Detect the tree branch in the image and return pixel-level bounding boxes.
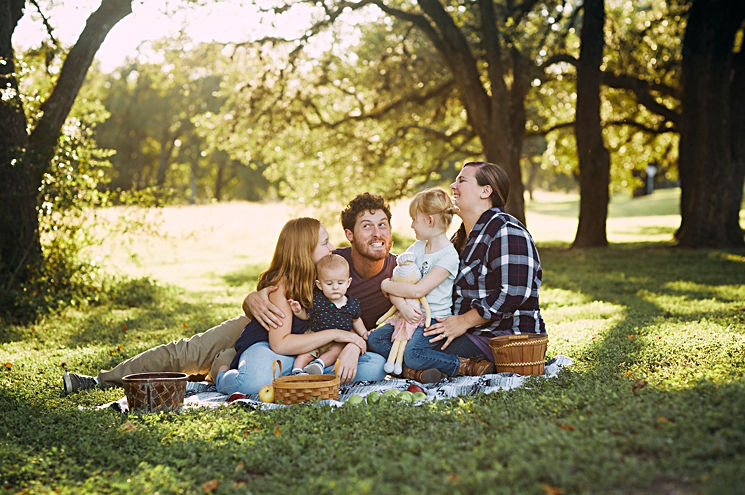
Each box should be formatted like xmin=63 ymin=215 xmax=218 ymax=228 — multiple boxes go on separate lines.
xmin=527 ymin=120 xmax=574 ymax=137
xmin=29 ymin=0 xmax=59 ymax=48
xmin=29 ymin=0 xmax=133 ymax=174
xmin=302 ymin=78 xmax=455 ymax=129
xmin=539 ymin=52 xmax=680 ymax=124
xmin=604 ymin=118 xmax=677 ymax=134
xmin=600 ymin=72 xmax=680 ymax=124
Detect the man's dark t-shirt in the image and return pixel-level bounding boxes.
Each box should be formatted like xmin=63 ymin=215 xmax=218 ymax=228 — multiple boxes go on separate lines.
xmin=334 ymin=247 xmax=396 ymax=329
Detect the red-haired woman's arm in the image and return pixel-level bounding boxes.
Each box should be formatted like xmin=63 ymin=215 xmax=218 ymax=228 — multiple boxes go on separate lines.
xmin=267 ymin=281 xmax=366 ymax=356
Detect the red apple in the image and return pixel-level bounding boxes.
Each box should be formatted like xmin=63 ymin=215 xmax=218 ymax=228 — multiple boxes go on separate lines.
xmin=407 ymin=384 xmax=425 ymax=394
xmin=227 ymin=392 xmax=247 ymax=403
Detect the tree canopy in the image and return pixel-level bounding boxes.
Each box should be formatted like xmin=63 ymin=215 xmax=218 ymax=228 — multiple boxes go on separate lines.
xmin=1 ymin=0 xmax=743 ymax=315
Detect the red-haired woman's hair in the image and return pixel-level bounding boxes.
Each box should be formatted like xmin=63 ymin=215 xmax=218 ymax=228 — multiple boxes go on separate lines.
xmin=257 ymin=217 xmax=319 ymax=309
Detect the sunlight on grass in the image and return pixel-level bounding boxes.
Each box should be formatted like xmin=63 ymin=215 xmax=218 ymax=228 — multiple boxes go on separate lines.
xmin=3 ymin=187 xmax=744 ymax=494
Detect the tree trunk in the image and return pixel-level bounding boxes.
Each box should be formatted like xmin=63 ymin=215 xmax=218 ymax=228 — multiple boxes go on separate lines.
xmin=730 ymin=42 xmax=745 ymax=235
xmin=481 ymin=124 xmax=526 ymax=225
xmin=214 ymin=161 xmax=225 ymax=201
xmin=676 ymin=0 xmax=745 ymax=247
xmin=572 ymin=0 xmax=610 ymax=248
xmin=1 ymin=1 xmax=38 ymax=294
xmin=412 ymin=0 xmax=528 ymax=224
xmin=0 ymin=0 xmax=133 ymax=294
xmin=156 ymin=129 xmax=176 ymax=187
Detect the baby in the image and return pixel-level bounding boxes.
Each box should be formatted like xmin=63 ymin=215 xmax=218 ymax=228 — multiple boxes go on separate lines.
xmin=289 ymin=253 xmax=369 ymax=375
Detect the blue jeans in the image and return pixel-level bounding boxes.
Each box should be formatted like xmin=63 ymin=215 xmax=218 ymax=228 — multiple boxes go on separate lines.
xmin=216 ymin=341 xmax=386 ymax=395
xmin=367 ymin=323 xmax=397 ymax=357
xmin=370 ymin=325 xmax=485 ymax=376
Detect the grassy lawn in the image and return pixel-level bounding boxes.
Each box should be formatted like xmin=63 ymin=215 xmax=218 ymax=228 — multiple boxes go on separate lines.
xmin=1 ymin=188 xmax=744 ymax=494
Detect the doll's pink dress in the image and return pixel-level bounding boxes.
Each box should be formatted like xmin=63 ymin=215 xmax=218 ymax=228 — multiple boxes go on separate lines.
xmin=387 ymin=299 xmax=424 ymax=340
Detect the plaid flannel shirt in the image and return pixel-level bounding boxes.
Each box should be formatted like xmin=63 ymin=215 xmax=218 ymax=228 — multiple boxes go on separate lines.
xmin=453 ymin=208 xmax=546 ymax=337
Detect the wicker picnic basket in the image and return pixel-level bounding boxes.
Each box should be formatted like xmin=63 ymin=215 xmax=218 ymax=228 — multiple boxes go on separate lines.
xmin=271 ymin=360 xmax=339 ymax=404
xmin=489 ymin=333 xmax=548 ymax=376
xmin=122 ymin=372 xmax=187 ymax=412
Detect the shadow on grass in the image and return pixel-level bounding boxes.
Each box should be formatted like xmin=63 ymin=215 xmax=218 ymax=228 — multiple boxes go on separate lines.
xmin=532 ymin=243 xmax=745 ymax=491
xmin=36 ymin=276 xmax=246 ymax=364
xmin=0 ymin=388 xmax=270 ymax=491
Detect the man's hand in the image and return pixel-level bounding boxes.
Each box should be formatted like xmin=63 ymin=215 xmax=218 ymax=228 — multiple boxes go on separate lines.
xmin=243 ymin=286 xmax=284 ymax=329
xmin=334 ymin=344 xmax=361 ymax=384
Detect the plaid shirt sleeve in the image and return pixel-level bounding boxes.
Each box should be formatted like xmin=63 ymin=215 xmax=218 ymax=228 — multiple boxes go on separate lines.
xmin=454 ymin=209 xmax=544 ymax=336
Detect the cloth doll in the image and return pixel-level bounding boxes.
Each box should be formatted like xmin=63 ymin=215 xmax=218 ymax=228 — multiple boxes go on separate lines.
xmin=375 ymin=252 xmax=432 ymax=374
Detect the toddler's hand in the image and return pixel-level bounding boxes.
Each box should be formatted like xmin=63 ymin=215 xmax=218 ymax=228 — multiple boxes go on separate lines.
xmin=287 ymin=299 xmax=302 ymax=315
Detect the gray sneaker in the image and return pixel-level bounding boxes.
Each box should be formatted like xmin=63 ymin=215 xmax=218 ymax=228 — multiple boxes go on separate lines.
xmin=63 ymin=372 xmax=98 ymax=394
xmin=303 ymin=359 xmax=325 ymax=375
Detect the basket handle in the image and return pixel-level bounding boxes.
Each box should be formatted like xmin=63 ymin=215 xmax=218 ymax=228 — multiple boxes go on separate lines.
xmin=272 ymin=359 xmax=283 ymax=380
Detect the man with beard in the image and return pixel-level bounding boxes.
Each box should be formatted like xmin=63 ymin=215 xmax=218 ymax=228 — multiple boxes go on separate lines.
xmin=63 ymin=193 xmax=409 ymax=393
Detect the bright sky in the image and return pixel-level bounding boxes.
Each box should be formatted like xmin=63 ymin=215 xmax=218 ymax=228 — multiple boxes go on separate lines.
xmin=13 ymin=0 xmax=319 ymax=72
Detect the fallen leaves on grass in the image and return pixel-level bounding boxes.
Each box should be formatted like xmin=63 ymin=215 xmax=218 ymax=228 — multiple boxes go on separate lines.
xmin=120 ymin=421 xmax=137 ymax=433
xmin=201 ymin=479 xmax=219 ymax=493
xmin=274 ymin=424 xmax=282 ymax=436
xmin=631 ymin=379 xmax=648 ymax=392
xmin=120 ymin=323 xmax=128 ymax=331
xmin=559 ymin=423 xmax=576 ymax=431
xmin=2 ymin=363 xmax=11 ymax=370
xmin=541 ymin=483 xmax=564 ymax=495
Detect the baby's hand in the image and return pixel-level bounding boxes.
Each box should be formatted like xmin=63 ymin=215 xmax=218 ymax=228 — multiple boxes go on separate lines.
xmin=287 ymin=299 xmax=302 ymax=315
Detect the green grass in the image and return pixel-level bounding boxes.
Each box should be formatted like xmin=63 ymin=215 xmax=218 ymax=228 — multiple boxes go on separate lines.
xmin=1 ymin=189 xmax=745 ymax=494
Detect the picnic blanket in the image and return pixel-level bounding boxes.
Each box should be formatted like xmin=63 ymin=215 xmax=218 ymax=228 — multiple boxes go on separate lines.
xmin=100 ymin=355 xmax=572 ymax=413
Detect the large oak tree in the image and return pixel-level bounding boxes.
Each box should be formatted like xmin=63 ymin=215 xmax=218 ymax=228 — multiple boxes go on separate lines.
xmin=573 ymin=0 xmax=610 ymax=247
xmin=676 ymin=0 xmax=744 ymax=247
xmin=230 ymin=0 xmax=578 ymax=225
xmin=0 ymin=0 xmax=133 ymax=295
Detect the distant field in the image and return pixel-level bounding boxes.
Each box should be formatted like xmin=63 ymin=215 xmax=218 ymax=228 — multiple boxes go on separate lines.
xmin=88 ymin=187 xmax=694 ymax=287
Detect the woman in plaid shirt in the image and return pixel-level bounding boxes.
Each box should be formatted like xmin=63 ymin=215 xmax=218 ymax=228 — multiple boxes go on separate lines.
xmin=402 ymin=162 xmax=546 ymax=382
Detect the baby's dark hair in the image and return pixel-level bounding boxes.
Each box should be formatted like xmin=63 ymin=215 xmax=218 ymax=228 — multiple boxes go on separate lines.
xmin=340 ymin=193 xmax=392 ymax=232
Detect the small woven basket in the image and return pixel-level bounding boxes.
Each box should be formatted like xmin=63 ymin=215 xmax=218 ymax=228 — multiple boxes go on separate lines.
xmin=489 ymin=333 xmax=548 ymax=376
xmin=271 ymin=360 xmax=339 ymax=404
xmin=122 ymin=372 xmax=187 ymax=412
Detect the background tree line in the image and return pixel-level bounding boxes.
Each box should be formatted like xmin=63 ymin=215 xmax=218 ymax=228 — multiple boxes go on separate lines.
xmin=1 ymin=0 xmax=743 ymax=318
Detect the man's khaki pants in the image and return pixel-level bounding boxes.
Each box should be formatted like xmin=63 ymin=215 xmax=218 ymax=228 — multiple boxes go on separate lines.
xmin=96 ymin=315 xmax=248 ymax=386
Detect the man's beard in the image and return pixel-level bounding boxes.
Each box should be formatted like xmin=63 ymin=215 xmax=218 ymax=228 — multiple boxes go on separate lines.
xmin=353 ymin=238 xmax=391 ymax=261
